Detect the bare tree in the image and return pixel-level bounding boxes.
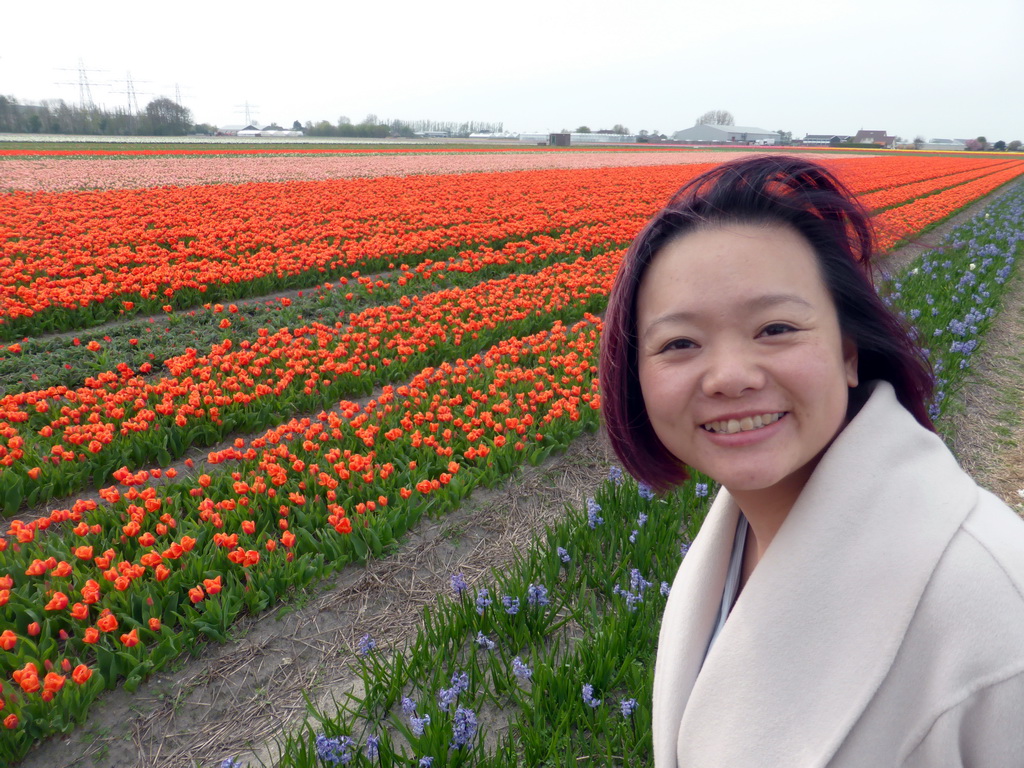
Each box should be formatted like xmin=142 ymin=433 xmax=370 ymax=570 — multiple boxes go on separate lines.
xmin=696 ymin=110 xmax=734 ymax=126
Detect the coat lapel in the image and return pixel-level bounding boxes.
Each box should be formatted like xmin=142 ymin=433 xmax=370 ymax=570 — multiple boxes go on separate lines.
xmin=652 ymin=487 xmax=740 ymax=767
xmin=657 ymin=382 xmax=979 ymax=766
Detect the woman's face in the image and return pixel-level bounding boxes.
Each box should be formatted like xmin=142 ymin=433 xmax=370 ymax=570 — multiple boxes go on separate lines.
xmin=636 ymin=222 xmax=858 ymax=508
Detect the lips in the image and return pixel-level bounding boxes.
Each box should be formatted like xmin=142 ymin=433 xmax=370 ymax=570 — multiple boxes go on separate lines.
xmin=701 ymin=412 xmax=787 ymax=435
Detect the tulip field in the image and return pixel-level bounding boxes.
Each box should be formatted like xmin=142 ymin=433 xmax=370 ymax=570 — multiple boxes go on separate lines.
xmin=1 ymin=146 xmax=1023 ymax=766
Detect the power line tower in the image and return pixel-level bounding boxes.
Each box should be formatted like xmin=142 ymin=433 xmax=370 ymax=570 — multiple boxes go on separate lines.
xmin=54 ymin=59 xmax=108 ymax=109
xmin=235 ymin=101 xmax=260 ymax=126
xmin=109 ymin=72 xmax=153 ymax=116
xmin=77 ymin=58 xmax=95 ymax=108
xmin=109 ymin=73 xmax=154 ymax=131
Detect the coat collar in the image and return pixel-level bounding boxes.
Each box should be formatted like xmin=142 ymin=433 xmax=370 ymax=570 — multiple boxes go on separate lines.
xmin=652 ymin=381 xmax=979 ymax=767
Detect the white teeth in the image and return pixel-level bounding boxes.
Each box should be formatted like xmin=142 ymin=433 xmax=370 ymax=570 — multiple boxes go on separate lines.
xmin=703 ymin=412 xmax=784 ymax=434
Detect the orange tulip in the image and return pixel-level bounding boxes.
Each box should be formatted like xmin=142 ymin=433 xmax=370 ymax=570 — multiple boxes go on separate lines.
xmin=120 ymin=628 xmax=139 ymax=647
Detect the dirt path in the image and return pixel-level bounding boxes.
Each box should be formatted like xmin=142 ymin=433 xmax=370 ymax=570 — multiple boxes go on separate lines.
xmin=13 ymin=181 xmax=1024 ymax=768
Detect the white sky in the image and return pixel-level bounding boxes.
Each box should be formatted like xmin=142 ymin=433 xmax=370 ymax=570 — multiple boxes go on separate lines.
xmin=4 ymin=0 xmax=1022 ymax=141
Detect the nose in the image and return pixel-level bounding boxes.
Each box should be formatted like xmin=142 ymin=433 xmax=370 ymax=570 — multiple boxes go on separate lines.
xmin=700 ymin=338 xmax=766 ymax=398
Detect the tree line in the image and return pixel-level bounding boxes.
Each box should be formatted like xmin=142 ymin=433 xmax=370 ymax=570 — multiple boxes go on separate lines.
xmin=0 ymin=95 xmax=202 ymax=136
xmin=302 ymin=116 xmax=506 ymax=138
xmin=0 ymin=95 xmax=507 ymax=139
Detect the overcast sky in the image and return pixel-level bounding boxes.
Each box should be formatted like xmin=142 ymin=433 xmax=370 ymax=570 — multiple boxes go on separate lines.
xmin=4 ymin=0 xmax=1021 ymax=141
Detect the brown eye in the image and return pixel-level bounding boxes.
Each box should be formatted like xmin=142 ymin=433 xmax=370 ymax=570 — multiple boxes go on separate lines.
xmin=662 ymin=338 xmax=697 ymax=352
xmin=760 ymin=323 xmax=796 ymax=337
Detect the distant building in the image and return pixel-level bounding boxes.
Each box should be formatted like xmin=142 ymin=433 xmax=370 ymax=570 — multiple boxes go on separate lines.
xmin=235 ymin=126 xmax=303 ymax=137
xmin=518 ymin=132 xmax=637 ymax=145
xmin=853 ymin=130 xmax=897 ymax=148
xmin=672 ymin=124 xmax=778 ymax=144
xmin=922 ymin=138 xmax=967 ymax=151
xmin=217 ymin=124 xmax=258 ymax=136
xmin=801 ymin=133 xmax=852 ymax=146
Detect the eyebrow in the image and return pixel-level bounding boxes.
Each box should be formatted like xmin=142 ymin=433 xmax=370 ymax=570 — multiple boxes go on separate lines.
xmin=642 ymin=293 xmax=815 ymax=340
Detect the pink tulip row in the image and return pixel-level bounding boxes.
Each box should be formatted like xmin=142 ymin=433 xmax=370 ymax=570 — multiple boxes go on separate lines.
xmin=1 ymin=150 xmax=805 ymax=193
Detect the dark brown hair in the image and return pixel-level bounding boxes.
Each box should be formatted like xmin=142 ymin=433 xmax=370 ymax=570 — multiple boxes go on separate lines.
xmin=599 ymin=155 xmax=935 ymax=491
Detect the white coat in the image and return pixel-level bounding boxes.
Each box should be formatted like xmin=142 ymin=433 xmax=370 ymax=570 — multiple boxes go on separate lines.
xmin=652 ymin=380 xmax=1024 ymax=766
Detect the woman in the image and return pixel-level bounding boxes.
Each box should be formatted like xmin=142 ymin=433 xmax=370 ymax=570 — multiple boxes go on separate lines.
xmin=599 ymin=156 xmax=1024 ymax=766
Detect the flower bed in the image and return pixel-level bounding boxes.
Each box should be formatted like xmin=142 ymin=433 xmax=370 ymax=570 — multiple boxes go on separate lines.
xmin=0 ymin=155 xmax=1021 ymax=763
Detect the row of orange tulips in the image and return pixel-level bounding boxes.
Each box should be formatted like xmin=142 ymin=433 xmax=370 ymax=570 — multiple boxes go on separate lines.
xmin=0 ymin=247 xmax=620 ymax=514
xmin=873 ymin=162 xmax=1024 ymax=249
xmin=2 ymin=157 xmax=1019 ymax=338
xmin=3 ymin=158 xmax=1023 ymax=514
xmin=0 ymin=316 xmax=603 ymax=759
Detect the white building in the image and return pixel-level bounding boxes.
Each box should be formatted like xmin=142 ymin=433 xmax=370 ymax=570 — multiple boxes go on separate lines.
xmin=672 ymin=124 xmax=778 ymax=144
xmin=237 ymin=126 xmax=303 ymax=137
xmin=923 ymin=138 xmax=967 ymax=151
xmin=518 ymin=132 xmax=637 ymax=145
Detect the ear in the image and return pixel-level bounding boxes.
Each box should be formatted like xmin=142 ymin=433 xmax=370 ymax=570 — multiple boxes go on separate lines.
xmin=842 ymin=336 xmax=859 ymax=388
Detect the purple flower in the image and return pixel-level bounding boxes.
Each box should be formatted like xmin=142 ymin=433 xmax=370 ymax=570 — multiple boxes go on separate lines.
xmin=527 ymin=583 xmax=549 ymax=607
xmin=630 ymin=568 xmax=652 ymax=594
xmin=638 ymin=482 xmax=655 ymax=501
xmin=450 ymin=707 xmax=478 ymax=750
xmin=410 ymin=713 xmax=431 ymax=737
xmin=364 ymin=735 xmax=380 ymax=760
xmin=620 ymin=697 xmax=639 ymax=717
xmin=695 ymin=483 xmax=708 ymax=497
xmin=557 ymin=546 xmax=571 ymax=563
xmin=357 ymin=634 xmax=376 ymax=655
xmin=438 ymin=671 xmax=471 ymax=709
xmin=502 ymin=595 xmax=520 ymax=615
xmin=401 ymin=697 xmax=417 ymax=716
xmin=475 ymin=588 xmax=492 ymax=615
xmin=582 ymin=683 xmax=602 ymax=708
xmin=450 ymin=572 xmax=468 ymax=596
xmin=608 ymin=466 xmax=623 ymax=484
xmin=475 ymin=631 xmax=496 ymax=651
xmin=316 ymin=734 xmax=354 ymax=765
xmin=587 ymin=498 xmax=603 ymax=528
xmin=419 ymin=757 xmax=434 ymax=768
xmin=512 ymin=656 xmax=532 ymax=680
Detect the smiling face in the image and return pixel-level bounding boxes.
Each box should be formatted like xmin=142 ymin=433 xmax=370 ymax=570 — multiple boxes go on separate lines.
xmin=636 ymin=222 xmax=858 ymax=515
